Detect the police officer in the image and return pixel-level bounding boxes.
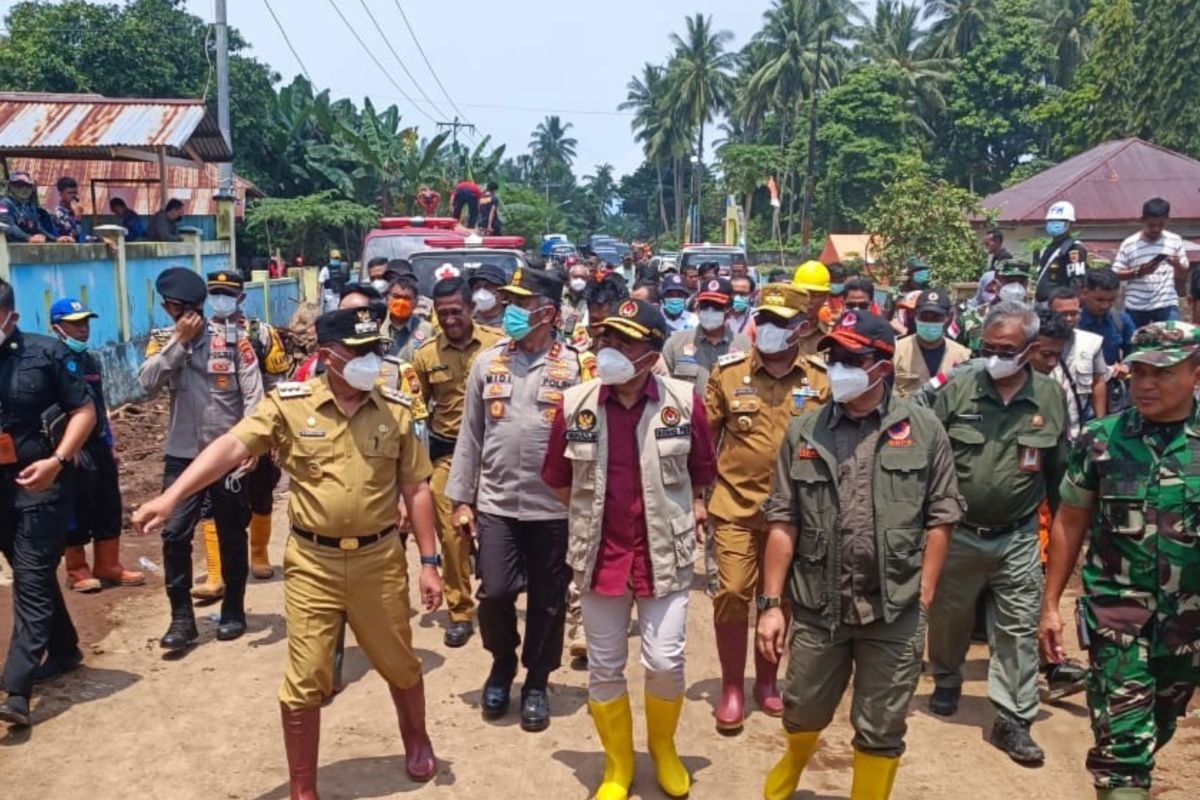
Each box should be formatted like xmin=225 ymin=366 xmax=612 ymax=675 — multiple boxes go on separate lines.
xmin=0 ymin=278 xmax=97 ymax=727
xmin=957 ymin=261 xmax=1031 ymax=355
xmin=1040 ymin=321 xmax=1200 ymax=800
xmin=446 ymin=266 xmax=581 ymax=732
xmin=133 ymin=305 xmax=444 ymax=791
xmin=411 ymin=277 xmax=502 ymax=648
xmin=469 ymin=264 xmax=507 ymax=329
xmin=661 ymin=277 xmax=750 ymax=390
xmin=1035 ymin=200 xmax=1088 ymax=302
xmin=51 ymin=298 xmax=143 ymax=593
xmin=757 ymin=312 xmax=961 ymax=800
xmin=927 ymin=300 xmax=1069 ymax=764
xmin=893 ymin=289 xmax=970 ymax=399
xmin=704 ymin=283 xmax=829 ymax=733
xmin=138 ymin=267 xmax=264 ymax=648
xmin=382 ymin=272 xmax=436 ymax=362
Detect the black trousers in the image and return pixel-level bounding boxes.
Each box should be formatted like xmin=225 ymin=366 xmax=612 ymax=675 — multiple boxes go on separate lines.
xmin=475 ymin=512 xmax=569 ymax=685
xmin=0 ymin=473 xmax=78 ymax=698
xmin=67 ymin=442 xmax=122 ymax=546
xmin=452 ymin=188 xmax=480 ymax=228
xmin=244 ymin=454 xmax=280 ymax=516
xmin=160 ymin=455 xmax=250 ymax=622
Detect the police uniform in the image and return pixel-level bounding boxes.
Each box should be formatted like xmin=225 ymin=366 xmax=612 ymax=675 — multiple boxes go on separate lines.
xmin=661 ymin=278 xmax=751 ymax=390
xmin=0 ymin=323 xmax=91 ymax=724
xmin=137 ymin=267 xmax=264 ymax=648
xmin=411 ymin=320 xmax=502 ymax=642
xmin=445 ymin=266 xmax=580 ymax=729
xmin=229 ymin=306 xmax=438 ymax=790
xmin=704 ymin=283 xmax=829 ymax=732
xmin=927 ymin=359 xmax=1068 ymax=756
xmin=1057 ymin=323 xmax=1200 ymax=798
xmin=760 ymin=313 xmax=963 ymax=800
xmin=1035 ymin=235 xmax=1088 ymax=302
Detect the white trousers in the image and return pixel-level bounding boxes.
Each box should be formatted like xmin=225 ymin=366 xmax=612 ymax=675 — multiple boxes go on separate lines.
xmin=582 ymin=588 xmax=689 ymax=702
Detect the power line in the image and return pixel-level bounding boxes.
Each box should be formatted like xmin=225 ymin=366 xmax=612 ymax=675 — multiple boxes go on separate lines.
xmin=261 ymin=0 xmax=312 ymax=83
xmin=354 ymin=0 xmax=449 ymax=122
xmin=324 ymin=0 xmax=439 ymax=126
xmin=391 ymin=0 xmax=474 ymax=128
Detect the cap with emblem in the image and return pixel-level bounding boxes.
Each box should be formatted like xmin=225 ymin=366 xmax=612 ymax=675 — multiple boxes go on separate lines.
xmin=7 ymin=170 xmax=33 ymax=185
xmin=470 ymin=264 xmax=507 ymax=288
xmin=206 ymin=271 xmax=244 ymax=295
xmin=660 ymin=273 xmax=688 ymax=297
xmin=819 ymin=311 xmax=896 ymax=357
xmin=696 ymin=277 xmax=733 ymax=306
xmin=996 ymin=260 xmax=1031 ymax=280
xmin=754 ymin=283 xmax=809 ymax=320
xmin=915 ymin=288 xmax=951 ymax=316
xmin=500 ymin=266 xmax=564 ymax=299
xmin=155 ymin=267 xmax=207 ymax=305
xmin=598 ymin=299 xmax=667 ymax=345
xmin=1125 ymin=321 xmax=1200 ymax=367
xmin=50 ymin=298 xmax=98 ymax=323
xmin=316 ymin=306 xmax=386 ymax=346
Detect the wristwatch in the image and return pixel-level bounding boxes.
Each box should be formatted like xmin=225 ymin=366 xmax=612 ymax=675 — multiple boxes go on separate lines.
xmin=756 ymin=596 xmax=782 ymax=611
xmin=52 ymin=451 xmax=69 ymax=467
xmin=419 ymin=554 xmax=441 ymax=567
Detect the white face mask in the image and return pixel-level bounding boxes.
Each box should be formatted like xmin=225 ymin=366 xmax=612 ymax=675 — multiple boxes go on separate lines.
xmin=755 ymin=322 xmax=794 ymax=355
xmin=0 ymin=312 xmax=11 ymax=346
xmin=569 ymin=277 xmax=588 ymax=294
xmin=985 ymin=348 xmax=1028 ymax=381
xmin=209 ymin=295 xmax=238 ymax=319
xmin=828 ymin=361 xmax=881 ymax=403
xmin=998 ymin=283 xmax=1027 ymax=303
xmin=335 ymin=352 xmax=381 ymax=391
xmin=596 ymin=348 xmax=642 ymax=385
xmin=697 ymin=308 xmax=726 ymax=332
xmin=472 ymin=288 xmax=497 ymax=313
xmin=371 ymin=279 xmax=389 ymax=296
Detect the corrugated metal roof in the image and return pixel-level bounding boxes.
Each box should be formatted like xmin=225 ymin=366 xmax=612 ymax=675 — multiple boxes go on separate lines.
xmin=10 ymin=158 xmax=260 ymax=218
xmin=0 ymin=93 xmax=230 ymax=161
xmin=982 ymin=138 xmax=1200 ymax=223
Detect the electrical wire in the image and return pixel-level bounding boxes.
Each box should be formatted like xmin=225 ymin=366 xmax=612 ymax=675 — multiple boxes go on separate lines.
xmin=354 ymin=0 xmax=448 ymax=121
xmin=261 ymin=0 xmax=312 ymax=83
xmin=391 ymin=0 xmax=473 ymax=128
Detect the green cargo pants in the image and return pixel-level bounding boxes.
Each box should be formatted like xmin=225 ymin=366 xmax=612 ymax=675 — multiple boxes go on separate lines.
xmin=781 ymin=606 xmax=925 ymax=758
xmin=927 ymin=518 xmax=1042 ymax=722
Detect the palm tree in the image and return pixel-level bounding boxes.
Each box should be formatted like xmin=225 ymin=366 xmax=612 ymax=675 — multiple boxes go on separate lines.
xmin=1037 ymin=0 xmax=1089 ymax=87
xmin=922 ymin=0 xmax=996 ymax=58
xmin=528 ymin=115 xmax=578 ymax=188
xmin=620 ymin=63 xmax=674 ymax=233
xmin=855 ymin=0 xmax=952 ymax=136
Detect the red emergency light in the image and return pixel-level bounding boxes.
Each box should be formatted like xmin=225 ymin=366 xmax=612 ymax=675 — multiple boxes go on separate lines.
xmin=423 ymin=235 xmax=526 ymax=249
xmin=378 ymin=217 xmax=460 ymax=230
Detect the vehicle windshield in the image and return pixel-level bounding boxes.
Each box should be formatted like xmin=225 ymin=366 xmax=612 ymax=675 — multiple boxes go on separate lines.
xmin=409 ymin=252 xmax=524 ymax=296
xmin=679 ymin=250 xmax=747 ymax=270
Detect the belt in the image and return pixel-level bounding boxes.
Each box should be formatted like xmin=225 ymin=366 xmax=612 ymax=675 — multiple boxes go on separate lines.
xmin=292 ymin=526 xmax=393 ymax=551
xmin=428 ymin=431 xmax=457 ymax=462
xmin=959 ymin=511 xmax=1037 ymax=539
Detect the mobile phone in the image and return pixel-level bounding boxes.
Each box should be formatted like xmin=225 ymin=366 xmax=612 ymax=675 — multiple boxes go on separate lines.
xmin=1145 ymin=253 xmax=1169 ymax=268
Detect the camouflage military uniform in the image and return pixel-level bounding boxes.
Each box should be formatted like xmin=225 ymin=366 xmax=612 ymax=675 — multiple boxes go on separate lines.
xmin=955 ymin=303 xmax=987 ymax=355
xmin=1059 ymin=324 xmax=1200 ymax=793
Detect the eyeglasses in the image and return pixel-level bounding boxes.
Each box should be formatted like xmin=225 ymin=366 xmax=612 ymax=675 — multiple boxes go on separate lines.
xmin=844 ymin=301 xmax=871 ymax=310
xmin=979 ymin=343 xmax=1024 ymax=359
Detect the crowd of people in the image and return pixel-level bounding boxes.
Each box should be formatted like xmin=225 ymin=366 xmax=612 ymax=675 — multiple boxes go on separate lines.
xmin=0 ymin=191 xmax=1196 ymax=800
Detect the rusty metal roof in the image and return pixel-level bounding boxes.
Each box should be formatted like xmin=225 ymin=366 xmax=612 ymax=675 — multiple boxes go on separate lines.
xmin=982 ymin=138 xmax=1200 ymax=224
xmin=0 ymin=93 xmax=230 ymax=162
xmin=10 ymin=158 xmax=260 ymax=218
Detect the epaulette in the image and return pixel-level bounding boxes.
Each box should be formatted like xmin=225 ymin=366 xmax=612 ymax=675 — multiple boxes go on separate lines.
xmin=276 ymin=382 xmax=313 ymax=399
xmin=150 ymin=328 xmax=173 ymax=344
xmin=478 ymin=323 xmax=503 ymax=336
xmin=378 ymin=385 xmax=413 ymax=407
xmin=717 ymin=351 xmax=748 ymax=367
xmin=417 ymin=335 xmax=438 ymax=349
xmin=804 ymin=354 xmax=827 ymax=371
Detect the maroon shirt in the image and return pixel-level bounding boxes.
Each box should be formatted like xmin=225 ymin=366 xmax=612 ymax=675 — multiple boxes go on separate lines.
xmin=541 ymin=378 xmax=717 ymax=597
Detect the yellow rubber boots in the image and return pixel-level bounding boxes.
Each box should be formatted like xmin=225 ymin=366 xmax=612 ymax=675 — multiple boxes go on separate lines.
xmin=588 ymin=694 xmax=635 ymax=800
xmin=763 ymin=730 xmax=820 ymax=800
xmin=190 ymin=520 xmax=224 ymax=602
xmin=645 ymin=694 xmax=690 ymax=797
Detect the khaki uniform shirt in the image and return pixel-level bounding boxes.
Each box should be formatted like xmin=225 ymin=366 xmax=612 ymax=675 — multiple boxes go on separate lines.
xmin=139 ymin=322 xmax=264 ymax=459
xmin=893 ymin=334 xmax=971 ymax=399
xmin=796 ymin=326 xmax=826 ymax=357
xmin=932 ymin=363 xmax=1069 ymax=526
xmin=661 ymin=326 xmax=750 ymax=391
xmin=705 ymin=348 xmax=829 ymax=525
xmin=411 ymin=324 xmax=503 ymax=439
xmin=231 ymin=376 xmax=432 ymax=537
xmin=446 ymin=339 xmax=582 ymax=520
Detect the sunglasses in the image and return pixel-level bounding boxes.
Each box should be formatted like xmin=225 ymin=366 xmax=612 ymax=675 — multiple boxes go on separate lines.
xmin=844 ymin=301 xmax=871 ymax=310
xmin=979 ymin=343 xmax=1024 ymax=359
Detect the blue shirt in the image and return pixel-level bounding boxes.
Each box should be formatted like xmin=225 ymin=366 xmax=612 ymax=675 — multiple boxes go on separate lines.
xmin=1078 ymin=307 xmax=1133 ymax=366
xmin=121 ymin=210 xmax=147 ymax=241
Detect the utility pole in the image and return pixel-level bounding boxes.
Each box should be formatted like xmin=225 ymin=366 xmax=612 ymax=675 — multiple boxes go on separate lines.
xmin=214 ymin=0 xmax=233 ymax=198
xmin=437 ymin=117 xmax=477 ymax=169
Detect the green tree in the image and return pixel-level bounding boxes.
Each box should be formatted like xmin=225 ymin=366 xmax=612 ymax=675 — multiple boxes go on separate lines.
xmin=528 ymin=115 xmax=579 ymax=193
xmin=619 ymin=63 xmax=676 ymax=234
xmin=1132 ymin=0 xmax=1200 ymax=158
xmin=1036 ymin=0 xmax=1090 ymax=88
xmin=922 ymin=0 xmax=996 ymax=57
xmin=242 ymin=190 xmax=377 ymax=262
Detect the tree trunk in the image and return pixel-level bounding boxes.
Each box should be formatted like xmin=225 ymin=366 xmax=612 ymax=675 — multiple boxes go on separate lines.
xmin=656 ymin=160 xmax=669 ymax=235
xmin=799 ymin=30 xmax=825 ymax=256
xmin=674 ymin=157 xmax=685 ymax=241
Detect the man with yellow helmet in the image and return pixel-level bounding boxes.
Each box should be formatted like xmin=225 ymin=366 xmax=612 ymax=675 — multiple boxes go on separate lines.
xmin=791 ymin=261 xmax=833 ymax=355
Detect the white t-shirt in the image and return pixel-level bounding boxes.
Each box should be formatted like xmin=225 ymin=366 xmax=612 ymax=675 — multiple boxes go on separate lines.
xmin=1112 ymin=229 xmax=1189 ymax=311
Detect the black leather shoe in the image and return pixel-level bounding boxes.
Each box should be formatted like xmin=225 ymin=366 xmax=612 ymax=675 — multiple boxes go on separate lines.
xmin=160 ymin=616 xmax=199 ymax=650
xmin=1042 ymin=659 xmax=1088 ymax=701
xmin=928 ymin=686 xmax=961 ymax=717
xmin=0 ymin=695 xmax=31 ymax=726
xmin=216 ymin=618 xmax=247 ymax=641
xmin=520 ymin=687 xmax=551 ymax=733
xmin=33 ymin=648 xmax=84 ymax=683
xmin=482 ymin=680 xmax=511 ymax=720
xmin=989 ymin=716 xmax=1045 ymax=764
xmin=444 ymin=621 xmax=474 ymax=648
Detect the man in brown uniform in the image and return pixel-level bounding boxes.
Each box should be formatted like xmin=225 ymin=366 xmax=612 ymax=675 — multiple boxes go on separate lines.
xmin=412 ymin=277 xmax=502 ymax=648
xmin=133 ymin=306 xmax=445 ymax=796
xmin=704 ymin=283 xmax=829 ymax=733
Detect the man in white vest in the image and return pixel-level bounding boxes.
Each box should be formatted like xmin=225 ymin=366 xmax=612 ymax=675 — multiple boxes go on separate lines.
xmin=541 ymin=298 xmax=717 ymax=800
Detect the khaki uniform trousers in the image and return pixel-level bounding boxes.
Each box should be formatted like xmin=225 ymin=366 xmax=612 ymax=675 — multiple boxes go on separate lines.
xmin=711 ymin=517 xmax=766 ymax=625
xmin=279 ymin=533 xmax=421 ymax=710
xmin=430 ymin=455 xmax=475 ymax=623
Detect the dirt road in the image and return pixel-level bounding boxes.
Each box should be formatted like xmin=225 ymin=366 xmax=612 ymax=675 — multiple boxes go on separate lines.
xmin=2 ymin=496 xmax=1198 ymax=800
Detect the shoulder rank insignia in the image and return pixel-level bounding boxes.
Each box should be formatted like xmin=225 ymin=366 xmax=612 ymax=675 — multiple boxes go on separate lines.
xmin=378 ymin=385 xmax=413 ymax=407
xmin=804 ymin=354 xmax=828 ymax=371
xmin=717 ymin=351 xmax=748 ymax=367
xmin=276 ymin=381 xmax=313 ymax=399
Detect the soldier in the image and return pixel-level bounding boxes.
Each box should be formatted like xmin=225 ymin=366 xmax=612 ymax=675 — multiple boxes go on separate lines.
xmin=382 ymin=273 xmax=435 ymax=362
xmin=661 ymin=277 xmax=750 ymax=391
xmin=133 ymin=305 xmax=444 ymax=792
xmin=758 ymin=312 xmax=961 ymax=800
xmin=704 ymin=283 xmax=829 ymax=733
xmin=893 ymin=289 xmax=971 ymax=399
xmin=50 ymin=298 xmax=144 ymax=593
xmin=1039 ymin=321 xmax=1200 ymax=800
xmin=138 ymin=267 xmax=264 ymax=648
xmin=957 ymin=261 xmax=1031 ymax=355
xmin=541 ymin=299 xmax=718 ymax=800
xmin=411 ymin=277 xmax=502 ymax=648
xmin=0 ymin=279 xmax=97 ymax=727
xmin=927 ymin=300 xmax=1069 ymax=764
xmin=446 ymin=266 xmax=581 ymax=732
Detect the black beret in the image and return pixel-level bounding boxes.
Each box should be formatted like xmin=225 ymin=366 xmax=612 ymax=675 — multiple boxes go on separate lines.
xmin=315 ymin=306 xmax=385 ymax=347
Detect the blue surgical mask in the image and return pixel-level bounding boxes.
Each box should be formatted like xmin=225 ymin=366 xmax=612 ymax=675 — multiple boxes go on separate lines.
xmin=663 ymin=297 xmax=686 ymax=317
xmin=503 ymin=304 xmax=535 ymax=341
xmin=1046 ymin=220 xmax=1068 ymax=237
xmin=915 ymin=321 xmax=944 ymax=343
xmin=913 ymin=270 xmax=930 ymax=285
xmin=732 ymin=295 xmax=750 ymax=314
xmin=54 ymin=325 xmax=89 ymax=353
xmin=829 ymin=282 xmax=845 ymax=296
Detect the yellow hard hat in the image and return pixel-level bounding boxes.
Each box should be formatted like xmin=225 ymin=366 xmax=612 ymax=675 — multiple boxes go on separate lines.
xmin=791 ymin=260 xmax=830 ymax=293
xmin=329 ymin=249 xmax=343 ymax=261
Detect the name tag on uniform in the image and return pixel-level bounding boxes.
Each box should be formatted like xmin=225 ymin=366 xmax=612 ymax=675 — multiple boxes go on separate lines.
xmin=1019 ymin=447 xmax=1042 ymax=473
xmin=956 ymin=413 xmax=982 ymax=422
xmin=566 ymin=430 xmax=598 ymax=442
xmin=797 ymin=442 xmax=819 ymax=459
xmin=298 ymin=428 xmax=326 ymax=438
xmin=655 ymin=425 xmax=691 ymax=439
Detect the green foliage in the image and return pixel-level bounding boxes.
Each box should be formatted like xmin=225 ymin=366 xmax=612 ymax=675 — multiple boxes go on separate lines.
xmin=1130 ymin=0 xmax=1200 ymax=159
xmin=242 ymin=191 xmax=377 ymax=262
xmin=864 ymin=156 xmax=987 ymax=285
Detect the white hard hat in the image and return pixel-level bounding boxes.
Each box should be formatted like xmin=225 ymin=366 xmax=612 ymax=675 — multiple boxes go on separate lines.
xmin=1045 ymin=200 xmax=1076 ymax=222
xmin=658 ymin=258 xmax=678 ymax=275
